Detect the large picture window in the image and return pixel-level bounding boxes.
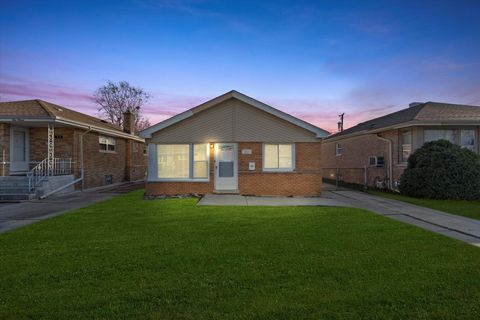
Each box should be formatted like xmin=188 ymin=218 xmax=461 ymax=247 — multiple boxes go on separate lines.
xmin=263 ymin=143 xmax=294 ymax=171
xmin=157 ymin=144 xmax=209 ymax=180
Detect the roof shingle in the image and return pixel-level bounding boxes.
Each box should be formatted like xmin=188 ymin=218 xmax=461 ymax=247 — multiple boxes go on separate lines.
xmin=0 ymin=99 xmax=123 ymax=132
xmin=327 ymin=101 xmax=480 ymax=139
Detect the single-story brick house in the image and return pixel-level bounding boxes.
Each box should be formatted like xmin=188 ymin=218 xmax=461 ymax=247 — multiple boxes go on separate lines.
xmin=140 ymin=90 xmax=330 ymax=196
xmin=322 ymin=101 xmax=480 ymax=190
xmin=0 ymin=99 xmax=147 ymax=199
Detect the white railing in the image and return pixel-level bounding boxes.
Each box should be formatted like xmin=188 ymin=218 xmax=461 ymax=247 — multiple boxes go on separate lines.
xmin=28 ymin=158 xmax=73 ymax=192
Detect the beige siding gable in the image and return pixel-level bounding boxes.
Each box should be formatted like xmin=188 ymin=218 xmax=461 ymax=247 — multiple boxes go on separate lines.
xmin=151 ymin=98 xmax=319 ymax=143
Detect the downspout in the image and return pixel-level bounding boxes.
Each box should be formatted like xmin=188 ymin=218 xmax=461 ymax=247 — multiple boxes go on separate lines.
xmin=80 ymin=127 xmax=92 ymax=191
xmin=376 ymin=135 xmax=393 ymax=190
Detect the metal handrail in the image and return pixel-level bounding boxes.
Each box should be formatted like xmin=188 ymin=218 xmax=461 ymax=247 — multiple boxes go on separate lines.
xmin=27 ymin=158 xmax=73 ymax=192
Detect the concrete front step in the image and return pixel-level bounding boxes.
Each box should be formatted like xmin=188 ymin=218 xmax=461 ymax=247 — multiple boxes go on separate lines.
xmin=0 ymin=193 xmax=35 ymax=201
xmin=0 ymin=177 xmax=34 ymax=201
xmin=0 ymin=177 xmax=30 ymax=188
xmin=0 ymin=175 xmax=75 ymax=201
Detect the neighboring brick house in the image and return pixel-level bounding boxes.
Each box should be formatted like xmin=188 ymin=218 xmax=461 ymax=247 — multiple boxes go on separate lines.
xmin=140 ymin=90 xmax=329 ymax=196
xmin=322 ymin=102 xmax=480 ymax=190
xmin=0 ymin=100 xmax=147 ymax=199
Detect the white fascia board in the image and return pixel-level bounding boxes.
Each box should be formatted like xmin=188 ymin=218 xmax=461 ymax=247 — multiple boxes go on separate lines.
xmin=54 ymin=119 xmax=145 ymax=142
xmin=0 ymin=118 xmax=54 ymax=122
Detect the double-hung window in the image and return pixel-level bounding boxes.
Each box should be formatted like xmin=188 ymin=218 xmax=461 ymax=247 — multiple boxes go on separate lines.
xmin=263 ymin=143 xmax=294 ymax=171
xmin=424 ymin=129 xmax=455 ymax=144
xmin=400 ymin=130 xmax=412 ymax=163
xmin=99 ymin=136 xmax=116 ymax=152
xmin=335 ymin=143 xmax=342 ymax=156
xmin=460 ymin=129 xmax=475 ymax=151
xmin=157 ymin=144 xmax=209 ymax=180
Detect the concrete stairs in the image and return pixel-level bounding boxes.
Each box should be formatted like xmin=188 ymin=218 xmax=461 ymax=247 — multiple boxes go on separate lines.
xmin=0 ymin=175 xmax=76 ymax=201
xmin=0 ymin=176 xmax=35 ymax=201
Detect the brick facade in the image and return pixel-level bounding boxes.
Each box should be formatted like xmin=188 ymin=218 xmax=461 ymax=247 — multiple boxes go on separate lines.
xmin=145 ymin=142 xmax=322 ymax=196
xmin=0 ymin=123 xmax=10 ymax=176
xmin=0 ymin=125 xmax=147 ymax=188
xmin=321 ymin=127 xmax=480 ymax=188
xmin=321 ymin=133 xmax=393 ymax=186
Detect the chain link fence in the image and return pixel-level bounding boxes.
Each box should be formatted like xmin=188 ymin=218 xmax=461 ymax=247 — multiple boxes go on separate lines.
xmin=323 ymin=166 xmax=390 ymax=190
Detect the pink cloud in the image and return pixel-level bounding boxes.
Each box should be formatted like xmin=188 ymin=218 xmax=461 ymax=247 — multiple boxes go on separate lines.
xmin=0 ymin=76 xmax=412 ymax=134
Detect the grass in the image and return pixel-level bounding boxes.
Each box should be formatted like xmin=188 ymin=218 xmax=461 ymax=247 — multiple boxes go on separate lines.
xmin=1 ymin=190 xmax=480 ymax=319
xmin=368 ymin=190 xmax=480 ymax=220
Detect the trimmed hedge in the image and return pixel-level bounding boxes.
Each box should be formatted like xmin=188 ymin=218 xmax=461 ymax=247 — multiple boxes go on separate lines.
xmin=399 ymin=140 xmax=480 ymax=200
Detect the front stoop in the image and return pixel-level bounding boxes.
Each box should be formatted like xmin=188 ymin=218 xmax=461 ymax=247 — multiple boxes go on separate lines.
xmin=0 ymin=176 xmax=34 ymax=201
xmin=0 ymin=175 xmax=75 ymax=201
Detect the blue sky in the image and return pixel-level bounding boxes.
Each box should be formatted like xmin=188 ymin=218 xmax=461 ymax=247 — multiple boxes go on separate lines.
xmin=1 ymin=0 xmax=479 ymax=131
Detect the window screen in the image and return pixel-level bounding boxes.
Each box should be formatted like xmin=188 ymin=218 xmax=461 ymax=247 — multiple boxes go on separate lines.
xmin=264 ymin=144 xmax=294 ymax=170
xmin=157 ymin=143 xmax=209 ymax=179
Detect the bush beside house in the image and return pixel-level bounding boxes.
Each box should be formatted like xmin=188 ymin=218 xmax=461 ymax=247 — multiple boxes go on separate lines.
xmin=399 ymin=140 xmax=480 ymax=200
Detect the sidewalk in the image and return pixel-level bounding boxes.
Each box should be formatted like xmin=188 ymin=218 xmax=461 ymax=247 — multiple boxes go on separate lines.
xmin=0 ymin=182 xmax=144 ymax=233
xmin=197 ymin=194 xmax=351 ymax=207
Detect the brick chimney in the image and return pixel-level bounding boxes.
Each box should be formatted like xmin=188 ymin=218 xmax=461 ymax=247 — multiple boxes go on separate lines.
xmin=123 ymin=110 xmax=136 ymax=134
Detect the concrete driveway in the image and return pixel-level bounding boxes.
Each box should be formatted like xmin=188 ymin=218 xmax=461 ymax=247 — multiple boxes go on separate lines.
xmin=324 ymin=188 xmax=480 ymax=247
xmin=0 ymin=182 xmax=144 ymax=233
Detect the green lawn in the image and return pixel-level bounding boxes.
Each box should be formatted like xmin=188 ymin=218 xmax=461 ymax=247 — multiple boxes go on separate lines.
xmin=1 ymin=190 xmax=480 ymax=319
xmin=369 ymin=190 xmax=480 ymax=220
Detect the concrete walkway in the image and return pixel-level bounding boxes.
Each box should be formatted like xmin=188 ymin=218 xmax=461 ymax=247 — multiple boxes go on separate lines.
xmin=325 ymin=189 xmax=480 ymax=246
xmin=197 ymin=194 xmax=351 ymax=207
xmin=0 ymin=182 xmax=144 ymax=233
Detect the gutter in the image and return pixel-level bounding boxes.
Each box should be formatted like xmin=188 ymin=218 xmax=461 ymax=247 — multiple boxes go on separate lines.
xmin=79 ymin=127 xmax=92 ymax=191
xmin=0 ymin=117 xmax=144 ymax=142
xmin=324 ymin=120 xmax=480 ymax=142
xmin=376 ymin=135 xmax=393 ymax=190
xmin=55 ymin=118 xmax=145 ymax=142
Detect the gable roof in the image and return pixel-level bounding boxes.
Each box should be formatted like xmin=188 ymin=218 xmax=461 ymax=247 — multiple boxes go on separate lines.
xmin=0 ymin=99 xmax=143 ymax=141
xmin=326 ymin=101 xmax=480 ymax=140
xmin=140 ymin=90 xmax=330 ymax=138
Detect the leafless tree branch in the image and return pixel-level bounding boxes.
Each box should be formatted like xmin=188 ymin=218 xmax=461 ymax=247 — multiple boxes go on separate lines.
xmin=94 ymin=80 xmax=151 ymax=133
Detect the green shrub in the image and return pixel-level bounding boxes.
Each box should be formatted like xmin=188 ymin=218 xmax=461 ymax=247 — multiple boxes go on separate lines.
xmin=399 ymin=140 xmax=480 ymax=200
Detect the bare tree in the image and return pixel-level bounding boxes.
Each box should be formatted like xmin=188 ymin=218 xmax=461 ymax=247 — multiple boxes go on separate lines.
xmin=94 ymin=80 xmax=151 ymax=132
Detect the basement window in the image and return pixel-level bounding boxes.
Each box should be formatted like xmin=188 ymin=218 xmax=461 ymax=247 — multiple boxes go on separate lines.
xmin=99 ymin=136 xmax=116 ymax=152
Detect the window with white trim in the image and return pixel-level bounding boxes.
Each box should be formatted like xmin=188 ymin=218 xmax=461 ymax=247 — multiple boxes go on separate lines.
xmin=263 ymin=143 xmax=294 ymax=171
xmin=400 ymin=130 xmax=412 ymax=163
xmin=193 ymin=143 xmax=208 ymax=178
xmin=335 ymin=143 xmax=342 ymax=156
xmin=157 ymin=144 xmax=209 ymax=180
xmin=460 ymin=129 xmax=475 ymax=151
xmin=424 ymin=129 xmax=455 ymax=144
xmin=99 ymin=136 xmax=116 ymax=152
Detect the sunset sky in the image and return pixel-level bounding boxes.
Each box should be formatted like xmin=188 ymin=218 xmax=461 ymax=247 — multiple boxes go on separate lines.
xmin=1 ymin=0 xmax=479 ymax=132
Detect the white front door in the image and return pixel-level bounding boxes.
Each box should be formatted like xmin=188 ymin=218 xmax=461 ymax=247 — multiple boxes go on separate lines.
xmin=214 ymin=143 xmax=238 ymax=191
xmin=10 ymin=126 xmax=29 ymax=172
